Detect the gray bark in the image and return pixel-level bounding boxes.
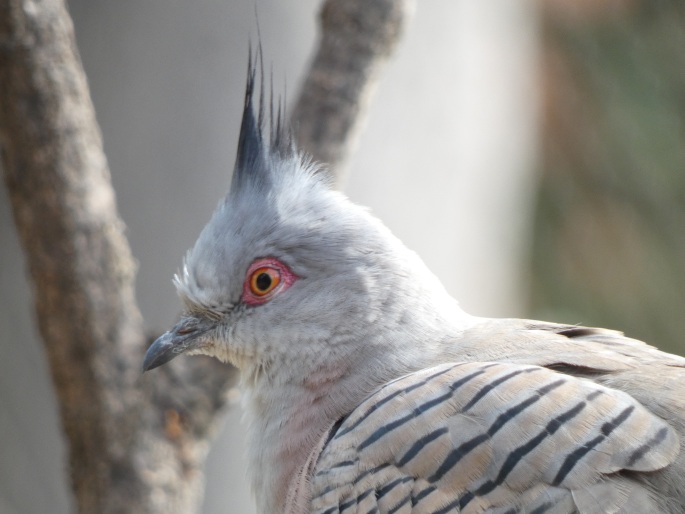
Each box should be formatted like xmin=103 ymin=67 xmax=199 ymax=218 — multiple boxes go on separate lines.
xmin=0 ymin=0 xmax=412 ymax=511
xmin=0 ymin=1 xmax=237 ymax=512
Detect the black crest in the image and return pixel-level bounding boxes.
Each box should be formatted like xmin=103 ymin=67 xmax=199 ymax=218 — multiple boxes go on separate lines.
xmin=230 ymin=43 xmax=292 ymax=195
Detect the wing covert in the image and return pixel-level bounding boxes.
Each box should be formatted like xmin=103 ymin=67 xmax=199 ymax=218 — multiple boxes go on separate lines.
xmin=310 ymin=361 xmax=679 ymax=513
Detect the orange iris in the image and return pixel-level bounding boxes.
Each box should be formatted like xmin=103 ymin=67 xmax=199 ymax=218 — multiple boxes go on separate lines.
xmin=249 ymin=267 xmax=281 ymax=296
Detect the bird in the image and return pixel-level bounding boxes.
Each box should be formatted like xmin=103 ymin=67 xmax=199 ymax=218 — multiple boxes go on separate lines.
xmin=143 ymin=55 xmax=685 ymax=514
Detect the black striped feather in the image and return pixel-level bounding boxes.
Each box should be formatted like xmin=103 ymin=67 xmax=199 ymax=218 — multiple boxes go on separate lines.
xmin=310 ymin=361 xmax=679 ymax=513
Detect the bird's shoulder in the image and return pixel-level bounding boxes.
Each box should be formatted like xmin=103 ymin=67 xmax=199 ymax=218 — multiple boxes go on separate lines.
xmin=309 ymin=358 xmax=681 ymax=513
xmin=453 ymin=317 xmax=685 ymax=371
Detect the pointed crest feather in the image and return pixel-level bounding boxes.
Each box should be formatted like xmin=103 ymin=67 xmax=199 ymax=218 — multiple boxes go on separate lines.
xmin=230 ymin=42 xmax=294 ymax=196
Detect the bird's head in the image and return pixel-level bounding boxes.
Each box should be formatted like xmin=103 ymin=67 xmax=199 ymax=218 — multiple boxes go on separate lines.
xmin=143 ymin=59 xmax=467 ymax=383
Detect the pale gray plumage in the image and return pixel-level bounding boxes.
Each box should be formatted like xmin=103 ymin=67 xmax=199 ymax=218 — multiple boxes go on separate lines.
xmin=144 ymin=56 xmax=685 ymax=514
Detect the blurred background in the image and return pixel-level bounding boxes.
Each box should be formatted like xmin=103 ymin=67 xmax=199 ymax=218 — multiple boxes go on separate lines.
xmin=1 ymin=0 xmax=683 ymax=512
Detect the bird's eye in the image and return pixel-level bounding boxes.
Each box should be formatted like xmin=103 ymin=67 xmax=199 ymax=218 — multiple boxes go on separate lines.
xmin=250 ymin=267 xmax=281 ymax=296
xmin=242 ymin=257 xmax=298 ymax=306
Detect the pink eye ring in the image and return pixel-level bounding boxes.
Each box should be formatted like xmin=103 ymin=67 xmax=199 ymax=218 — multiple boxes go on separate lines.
xmin=242 ymin=257 xmax=298 ymax=306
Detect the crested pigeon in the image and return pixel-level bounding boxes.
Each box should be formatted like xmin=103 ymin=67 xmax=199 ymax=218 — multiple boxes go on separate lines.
xmin=143 ymin=58 xmax=685 ymax=514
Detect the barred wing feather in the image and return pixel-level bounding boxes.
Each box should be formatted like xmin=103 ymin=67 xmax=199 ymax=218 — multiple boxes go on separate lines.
xmin=310 ymin=361 xmax=679 ymax=514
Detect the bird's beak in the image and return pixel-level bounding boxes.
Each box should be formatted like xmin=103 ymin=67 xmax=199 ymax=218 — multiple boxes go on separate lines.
xmin=143 ymin=316 xmax=213 ymax=372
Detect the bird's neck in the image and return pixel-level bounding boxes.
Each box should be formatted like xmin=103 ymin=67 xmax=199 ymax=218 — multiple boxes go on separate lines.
xmin=242 ymin=313 xmax=476 ymax=513
xmin=243 ymin=362 xmax=361 ymax=514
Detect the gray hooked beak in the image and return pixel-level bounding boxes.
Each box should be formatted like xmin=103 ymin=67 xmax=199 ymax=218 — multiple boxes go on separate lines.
xmin=143 ymin=316 xmax=213 ymax=372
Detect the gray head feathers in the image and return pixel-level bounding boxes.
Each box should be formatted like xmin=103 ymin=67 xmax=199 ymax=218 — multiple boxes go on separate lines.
xmin=173 ymin=49 xmax=333 ymax=315
xmin=164 ymin=47 xmax=466 ymax=376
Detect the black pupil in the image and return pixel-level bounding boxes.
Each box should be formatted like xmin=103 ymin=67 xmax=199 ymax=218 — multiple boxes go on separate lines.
xmin=255 ymin=272 xmax=272 ymax=291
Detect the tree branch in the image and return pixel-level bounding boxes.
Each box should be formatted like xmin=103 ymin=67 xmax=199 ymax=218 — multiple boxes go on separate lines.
xmin=0 ymin=0 xmax=147 ymax=509
xmin=0 ymin=1 xmax=236 ymax=512
xmin=293 ymin=0 xmax=415 ymax=186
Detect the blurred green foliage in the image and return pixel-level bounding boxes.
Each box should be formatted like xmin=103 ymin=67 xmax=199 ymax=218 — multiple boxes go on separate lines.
xmin=531 ymin=2 xmax=685 ymax=355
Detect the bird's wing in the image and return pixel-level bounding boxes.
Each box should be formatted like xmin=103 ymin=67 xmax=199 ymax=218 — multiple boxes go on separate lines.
xmin=310 ymin=361 xmax=680 ymax=514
